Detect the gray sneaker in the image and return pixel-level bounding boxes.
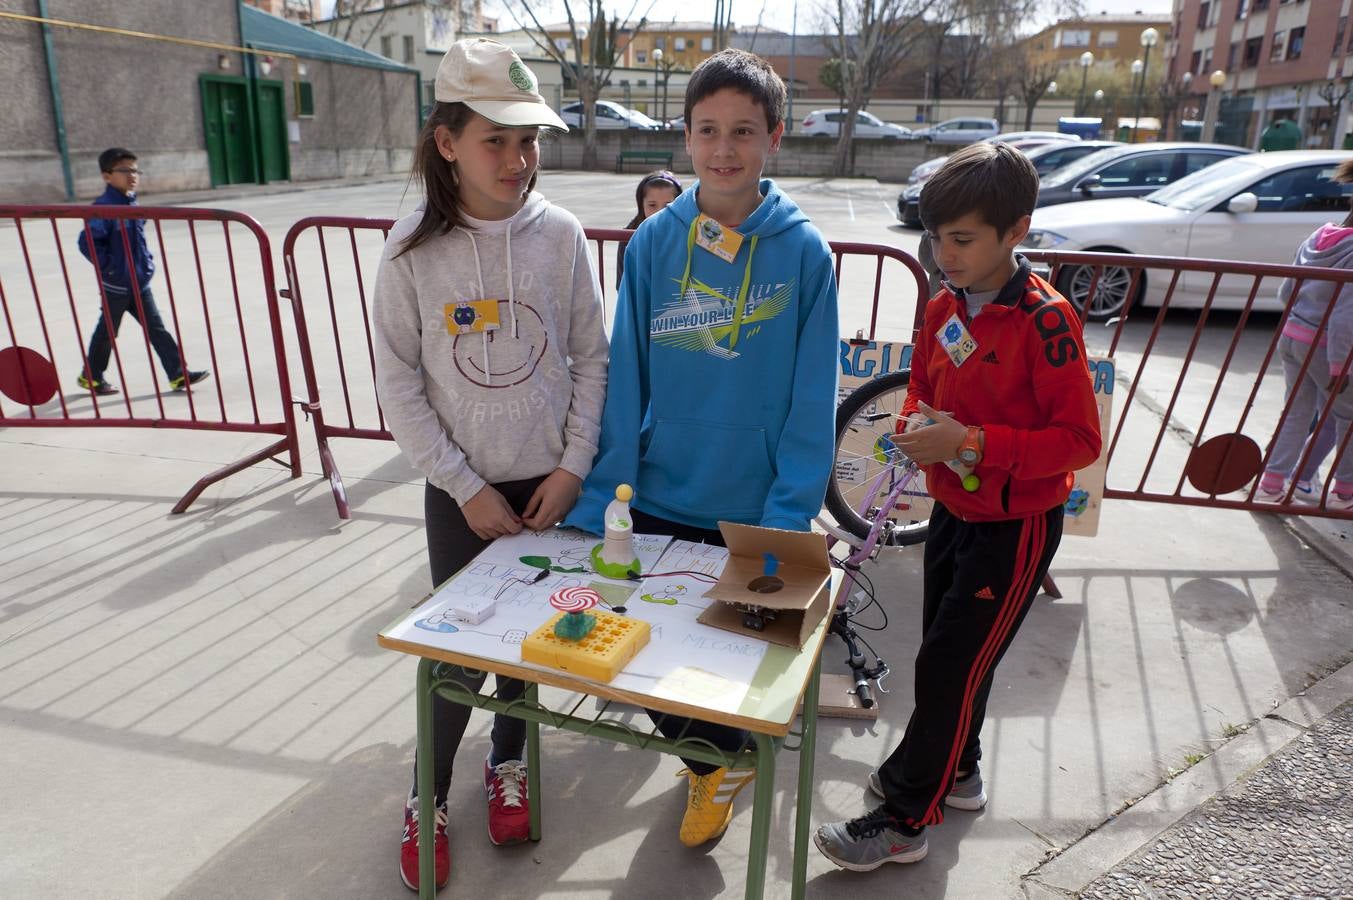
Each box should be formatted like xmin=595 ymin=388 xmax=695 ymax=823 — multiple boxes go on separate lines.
xmin=869 ymin=764 xmax=988 ymax=811
xmin=814 ymin=805 xmax=928 ymax=871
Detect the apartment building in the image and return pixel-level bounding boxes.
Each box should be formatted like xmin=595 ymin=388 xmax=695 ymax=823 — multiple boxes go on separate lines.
xmin=1168 ymin=0 xmax=1352 ymax=148
xmin=1023 ymin=12 xmax=1173 ymax=70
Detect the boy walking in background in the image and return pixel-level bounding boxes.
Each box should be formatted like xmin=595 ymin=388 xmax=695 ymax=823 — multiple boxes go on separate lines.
xmin=815 ymin=142 xmax=1101 ymax=871
xmin=75 ymin=148 xmax=208 ymax=396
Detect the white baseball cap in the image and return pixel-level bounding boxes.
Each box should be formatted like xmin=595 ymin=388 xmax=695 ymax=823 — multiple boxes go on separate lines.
xmin=434 ymin=39 xmax=568 ymax=132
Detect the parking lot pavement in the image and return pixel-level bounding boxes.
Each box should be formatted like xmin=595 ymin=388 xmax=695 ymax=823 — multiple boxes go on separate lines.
xmin=2 ymin=174 xmax=1351 ymax=899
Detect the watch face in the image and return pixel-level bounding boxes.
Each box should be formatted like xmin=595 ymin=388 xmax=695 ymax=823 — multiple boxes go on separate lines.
xmin=959 ymin=449 xmax=979 ymax=465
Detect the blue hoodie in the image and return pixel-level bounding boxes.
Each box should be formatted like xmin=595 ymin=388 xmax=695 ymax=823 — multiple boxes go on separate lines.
xmin=566 ymin=179 xmax=839 ymax=535
xmin=76 ymin=185 xmax=154 ymax=292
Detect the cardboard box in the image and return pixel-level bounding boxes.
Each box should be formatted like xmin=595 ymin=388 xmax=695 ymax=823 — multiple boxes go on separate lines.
xmin=698 ymin=522 xmax=833 ymax=648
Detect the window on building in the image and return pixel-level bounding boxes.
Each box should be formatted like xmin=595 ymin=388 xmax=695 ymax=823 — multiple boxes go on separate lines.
xmin=1202 ymin=48 xmax=1213 ymax=72
xmin=1243 ymin=36 xmax=1263 ymax=67
xmin=1197 ymin=2 xmax=1211 ymax=29
xmin=1228 ymin=41 xmax=1239 ymax=70
xmin=403 ymin=35 xmax=414 ymax=63
xmin=654 ymin=36 xmax=666 ymax=50
xmin=380 ymin=34 xmax=392 ymax=58
xmin=674 ymin=37 xmax=686 ymax=50
xmin=1337 ymin=18 xmax=1348 ymax=57
xmin=636 ymin=50 xmax=647 ymax=63
xmin=1236 ymin=0 xmax=1246 ymax=19
xmin=1054 ymin=28 xmax=1091 ymax=48
xmin=1252 ymin=0 xmax=1269 ymax=9
xmin=1270 ymin=31 xmax=1286 ymax=62
xmin=1191 ymin=50 xmax=1202 ymax=73
xmin=701 ymin=36 xmax=713 ymax=51
xmin=296 ymin=80 xmax=315 ymax=117
xmin=1098 ymin=30 xmax=1118 ymax=47
xmin=1288 ymin=27 xmax=1304 ymax=60
xmin=554 ymin=37 xmax=571 ymax=51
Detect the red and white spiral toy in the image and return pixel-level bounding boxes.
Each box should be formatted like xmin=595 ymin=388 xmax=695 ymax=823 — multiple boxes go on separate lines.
xmin=549 ymin=586 xmax=601 ymax=613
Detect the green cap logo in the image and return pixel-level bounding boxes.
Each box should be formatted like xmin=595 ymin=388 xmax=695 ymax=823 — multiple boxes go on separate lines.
xmin=508 ymin=60 xmax=536 ymax=92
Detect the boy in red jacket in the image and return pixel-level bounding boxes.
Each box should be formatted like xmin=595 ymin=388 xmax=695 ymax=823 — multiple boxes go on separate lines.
xmin=815 ymin=141 xmax=1101 ymax=871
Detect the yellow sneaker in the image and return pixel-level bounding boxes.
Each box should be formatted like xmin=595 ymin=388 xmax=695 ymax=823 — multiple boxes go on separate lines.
xmin=677 ymin=766 xmax=755 ymax=847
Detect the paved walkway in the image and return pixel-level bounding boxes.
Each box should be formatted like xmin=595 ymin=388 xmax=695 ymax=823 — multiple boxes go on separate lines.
xmin=1080 ymin=701 xmax=1352 ymax=900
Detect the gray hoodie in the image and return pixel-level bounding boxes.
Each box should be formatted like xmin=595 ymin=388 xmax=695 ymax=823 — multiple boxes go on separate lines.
xmin=1278 ymin=223 xmax=1353 ymax=377
xmin=373 ymin=193 xmax=609 ymax=505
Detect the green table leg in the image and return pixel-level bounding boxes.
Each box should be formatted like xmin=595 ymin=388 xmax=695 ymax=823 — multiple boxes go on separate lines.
xmin=525 ymin=681 xmax=543 ymax=841
xmin=416 ymin=659 xmax=436 ymax=900
xmin=744 ymin=733 xmax=777 ymax=900
xmin=791 ymin=656 xmax=822 ymax=900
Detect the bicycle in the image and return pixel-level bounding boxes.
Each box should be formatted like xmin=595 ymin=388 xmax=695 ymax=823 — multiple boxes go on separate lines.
xmin=815 ymin=369 xmax=929 ymax=709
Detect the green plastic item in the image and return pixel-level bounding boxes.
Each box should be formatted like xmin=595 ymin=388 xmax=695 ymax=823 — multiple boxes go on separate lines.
xmin=590 ymin=542 xmax=639 ymax=580
xmin=961 ymin=473 xmax=981 ymax=492
xmin=553 ymin=610 xmax=597 ymax=640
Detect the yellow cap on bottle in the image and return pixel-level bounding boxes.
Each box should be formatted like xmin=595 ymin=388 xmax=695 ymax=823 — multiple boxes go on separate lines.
xmin=615 ymin=484 xmax=634 ymax=502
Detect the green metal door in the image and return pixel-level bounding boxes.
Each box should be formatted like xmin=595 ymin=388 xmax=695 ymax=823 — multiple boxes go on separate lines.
xmin=200 ymin=76 xmax=256 ymax=186
xmin=255 ymin=80 xmax=289 ymax=183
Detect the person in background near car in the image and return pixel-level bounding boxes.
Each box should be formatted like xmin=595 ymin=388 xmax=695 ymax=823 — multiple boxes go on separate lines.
xmin=1256 ymin=158 xmax=1353 ymax=510
xmin=618 ymin=170 xmax=683 ymax=284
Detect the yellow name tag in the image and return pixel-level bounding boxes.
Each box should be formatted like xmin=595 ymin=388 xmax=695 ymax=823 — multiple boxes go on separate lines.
xmin=693 ymin=214 xmax=744 ymax=262
xmin=445 ymin=300 xmax=501 ymax=335
xmin=936 ymin=313 xmax=978 ymax=367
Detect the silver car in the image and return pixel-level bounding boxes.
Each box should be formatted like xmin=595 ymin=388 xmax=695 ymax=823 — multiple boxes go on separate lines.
xmin=910 ymin=117 xmax=1000 ymax=143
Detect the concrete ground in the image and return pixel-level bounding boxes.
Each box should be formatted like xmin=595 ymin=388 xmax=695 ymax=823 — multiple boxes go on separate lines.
xmin=2 ymin=172 xmax=1352 ymax=899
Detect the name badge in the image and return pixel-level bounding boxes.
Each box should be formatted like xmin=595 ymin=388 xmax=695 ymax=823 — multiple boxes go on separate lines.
xmin=693 ymin=214 xmax=744 ymax=262
xmin=445 ymin=300 xmax=501 ymax=335
xmin=936 ymin=313 xmax=978 ymax=367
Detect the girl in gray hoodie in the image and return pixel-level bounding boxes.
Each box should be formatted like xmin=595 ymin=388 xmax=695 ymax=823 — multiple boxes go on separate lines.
xmin=372 ymin=39 xmax=608 ymax=891
xmin=1257 ymin=158 xmax=1353 ymax=510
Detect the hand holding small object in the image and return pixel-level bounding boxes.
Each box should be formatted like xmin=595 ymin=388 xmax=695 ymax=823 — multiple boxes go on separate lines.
xmin=462 ymin=484 xmax=523 ymax=540
xmin=895 ymin=402 xmax=968 ymax=465
xmin=522 ymin=468 xmax=582 ymax=530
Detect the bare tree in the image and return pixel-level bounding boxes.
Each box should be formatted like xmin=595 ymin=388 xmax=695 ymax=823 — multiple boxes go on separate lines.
xmin=1319 ymin=78 xmax=1352 ymax=149
xmin=507 ymin=1 xmax=658 ymax=169
xmin=325 ymin=0 xmax=391 ymax=49
xmin=713 ymin=0 xmax=736 ymax=52
xmin=824 ymin=0 xmax=937 ymax=176
xmin=1013 ymin=51 xmax=1059 ymax=131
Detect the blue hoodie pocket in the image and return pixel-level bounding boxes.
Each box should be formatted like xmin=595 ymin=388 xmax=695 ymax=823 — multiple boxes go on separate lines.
xmin=641 ymin=418 xmax=773 ymax=519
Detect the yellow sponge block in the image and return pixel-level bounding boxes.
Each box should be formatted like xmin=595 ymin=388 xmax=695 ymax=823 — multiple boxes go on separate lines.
xmin=521 ymin=610 xmax=651 ymax=683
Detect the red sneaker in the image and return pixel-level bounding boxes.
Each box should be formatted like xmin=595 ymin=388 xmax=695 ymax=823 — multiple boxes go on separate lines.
xmin=484 ymin=758 xmax=530 ymax=845
xmin=400 ymin=791 xmax=449 ymax=891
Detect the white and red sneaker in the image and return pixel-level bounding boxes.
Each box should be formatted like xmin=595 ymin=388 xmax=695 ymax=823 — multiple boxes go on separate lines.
xmin=484 ymin=757 xmax=530 ymax=845
xmin=400 ymin=790 xmax=449 ymax=891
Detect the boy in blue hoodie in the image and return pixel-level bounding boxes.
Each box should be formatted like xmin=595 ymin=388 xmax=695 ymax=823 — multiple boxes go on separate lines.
xmin=566 ymin=49 xmax=839 ymax=847
xmin=75 ymin=148 xmax=208 ymax=395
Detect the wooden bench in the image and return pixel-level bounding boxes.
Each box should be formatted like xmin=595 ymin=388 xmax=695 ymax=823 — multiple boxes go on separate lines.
xmin=615 ymin=149 xmax=674 ymax=173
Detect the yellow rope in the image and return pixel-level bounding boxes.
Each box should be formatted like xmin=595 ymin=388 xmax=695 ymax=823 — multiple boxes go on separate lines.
xmin=0 ymin=10 xmax=297 ymax=60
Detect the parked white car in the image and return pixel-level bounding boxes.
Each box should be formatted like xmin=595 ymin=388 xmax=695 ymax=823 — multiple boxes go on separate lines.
xmin=910 ymin=117 xmax=1000 ymax=143
xmin=799 ymin=109 xmax=912 ymax=139
xmin=559 ymin=100 xmax=660 ymax=130
xmin=1022 ymin=150 xmax=1353 ymax=318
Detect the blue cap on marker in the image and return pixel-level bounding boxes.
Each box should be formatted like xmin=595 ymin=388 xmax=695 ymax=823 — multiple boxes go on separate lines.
xmin=763 ymin=553 xmax=779 ymax=577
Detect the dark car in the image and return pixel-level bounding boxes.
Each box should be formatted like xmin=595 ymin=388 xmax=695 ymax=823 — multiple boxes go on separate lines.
xmin=896 ymin=140 xmax=1123 ymax=228
xmin=1034 ymin=142 xmax=1249 ymax=208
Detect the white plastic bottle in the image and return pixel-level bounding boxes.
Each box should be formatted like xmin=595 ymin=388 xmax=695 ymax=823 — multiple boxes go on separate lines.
xmin=591 ymin=484 xmax=641 ymax=578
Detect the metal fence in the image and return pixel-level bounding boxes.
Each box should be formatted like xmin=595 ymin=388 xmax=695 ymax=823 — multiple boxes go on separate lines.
xmin=0 ymin=204 xmax=301 ymax=513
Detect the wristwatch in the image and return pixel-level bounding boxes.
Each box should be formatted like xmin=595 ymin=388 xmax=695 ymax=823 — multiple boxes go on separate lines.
xmin=957 ymin=425 xmax=983 ymax=466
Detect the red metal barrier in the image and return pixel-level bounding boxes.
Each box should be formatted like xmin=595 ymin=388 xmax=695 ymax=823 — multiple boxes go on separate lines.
xmin=280 ymin=216 xmax=929 ymax=518
xmin=1026 ymin=249 xmax=1353 ymax=520
xmin=0 ymin=204 xmax=302 ymax=512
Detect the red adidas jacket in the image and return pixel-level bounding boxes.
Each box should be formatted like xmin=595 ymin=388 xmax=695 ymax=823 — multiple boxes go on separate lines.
xmin=901 ymin=257 xmax=1102 ymax=522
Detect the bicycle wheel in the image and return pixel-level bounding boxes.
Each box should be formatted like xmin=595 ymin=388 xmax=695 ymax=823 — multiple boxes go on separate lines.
xmin=826 ymin=370 xmax=931 ymax=546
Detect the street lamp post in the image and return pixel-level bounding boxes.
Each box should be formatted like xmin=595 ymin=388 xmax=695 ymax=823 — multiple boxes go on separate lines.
xmin=651 ymin=47 xmax=662 ymax=123
xmin=1132 ymin=27 xmax=1160 ymax=142
xmin=1130 ymin=58 xmax=1145 ymax=141
xmin=1077 ymin=50 xmax=1094 ymax=117
xmin=1202 ymin=69 xmax=1227 ymax=142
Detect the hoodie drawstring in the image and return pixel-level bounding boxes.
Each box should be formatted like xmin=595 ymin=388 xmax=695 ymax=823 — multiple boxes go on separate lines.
xmin=677 ymin=215 xmax=760 ymax=352
xmin=456 ymin=217 xmax=520 ymax=387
